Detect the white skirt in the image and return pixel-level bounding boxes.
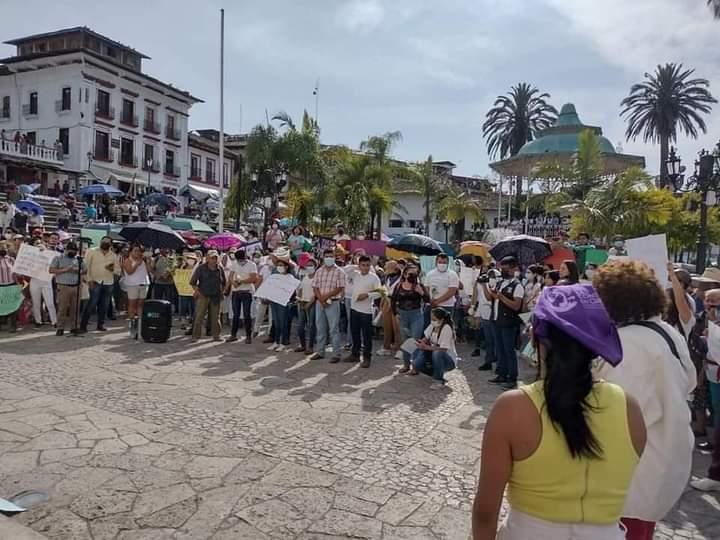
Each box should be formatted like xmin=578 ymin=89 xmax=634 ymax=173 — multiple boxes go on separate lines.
xmin=498 ymin=510 xmax=626 ymax=540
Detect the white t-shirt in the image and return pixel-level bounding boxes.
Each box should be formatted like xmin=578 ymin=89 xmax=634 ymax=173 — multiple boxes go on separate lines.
xmin=473 ymin=282 xmax=492 ymax=320
xmin=351 ymin=271 xmax=381 ymax=314
xmin=343 ymin=264 xmax=357 ymax=298
xmin=424 ymin=268 xmax=460 ymax=308
xmin=490 ymin=279 xmax=525 ymax=320
xmin=229 ymin=260 xmax=257 ymax=292
xmin=423 ymin=323 xmax=458 ymax=360
xmin=297 ymin=274 xmax=315 ymax=302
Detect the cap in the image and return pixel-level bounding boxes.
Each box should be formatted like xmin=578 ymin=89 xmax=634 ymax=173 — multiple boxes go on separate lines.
xmin=206 ymin=250 xmax=219 ymax=258
xmin=532 ymin=283 xmax=623 ymax=366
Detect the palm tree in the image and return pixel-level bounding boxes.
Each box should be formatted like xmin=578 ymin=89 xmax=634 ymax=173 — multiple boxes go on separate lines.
xmin=436 ymin=185 xmax=484 ymax=242
xmin=621 ymin=63 xmax=717 ymax=188
xmin=483 ymin=83 xmax=558 ymax=200
xmin=359 ymin=131 xmax=403 ymax=235
xmin=710 ymin=0 xmax=720 ymax=18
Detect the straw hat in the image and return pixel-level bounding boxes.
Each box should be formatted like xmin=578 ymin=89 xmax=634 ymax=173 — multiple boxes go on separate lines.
xmin=206 ymin=250 xmax=219 ymax=258
xmin=272 ymin=247 xmax=291 ymax=262
xmin=702 ymin=267 xmax=720 ymax=284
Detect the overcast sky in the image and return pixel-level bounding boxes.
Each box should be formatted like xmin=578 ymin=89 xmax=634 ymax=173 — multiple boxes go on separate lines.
xmin=2 ymin=0 xmax=719 ymax=177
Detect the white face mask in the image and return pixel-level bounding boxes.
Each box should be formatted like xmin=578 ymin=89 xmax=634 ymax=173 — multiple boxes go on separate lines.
xmin=431 ymin=320 xmax=442 ymax=328
xmin=436 ymin=263 xmax=448 ymax=272
xmin=306 ymin=266 xmax=316 ymax=275
xmin=323 ymin=257 xmax=335 ymax=267
xmin=277 ymin=266 xmax=287 ymax=274
xmin=524 ymin=272 xmax=532 ymax=281
xmin=585 ymin=269 xmax=595 ymax=280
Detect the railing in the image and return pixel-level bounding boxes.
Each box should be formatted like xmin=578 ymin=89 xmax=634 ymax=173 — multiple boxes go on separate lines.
xmin=142 ymin=159 xmax=161 ymax=172
xmin=120 ymin=113 xmax=139 ymax=128
xmin=164 ymin=164 xmax=181 ymax=177
xmin=119 ymin=154 xmax=138 ymax=167
xmin=93 ymin=149 xmax=115 ymax=163
xmin=0 ymin=109 xmax=9 ymax=120
xmin=165 ymin=126 xmax=181 ymax=140
xmin=143 ymin=118 xmax=160 ymax=134
xmin=55 ymin=100 xmax=71 ymax=113
xmin=206 ymin=173 xmax=216 ymax=184
xmin=503 ymin=221 xmax=572 ymax=238
xmin=22 ymin=104 xmax=38 ymax=116
xmin=95 ymin=105 xmax=115 ymax=120
xmin=190 ymin=170 xmax=202 ymax=180
xmin=0 ymin=139 xmax=62 ymax=163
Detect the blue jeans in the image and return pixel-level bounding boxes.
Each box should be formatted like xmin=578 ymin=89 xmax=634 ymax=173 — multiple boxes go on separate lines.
xmin=297 ymin=302 xmax=316 ymax=350
xmin=270 ymin=302 xmax=290 ymax=345
xmin=480 ymin=319 xmax=496 ymax=366
xmin=315 ymin=301 xmax=342 ymax=356
xmin=399 ymin=308 xmax=425 ymax=367
xmin=178 ymin=296 xmax=195 ymax=321
xmin=344 ymin=297 xmax=353 ymax=345
xmin=411 ymin=349 xmax=456 ymax=382
xmin=494 ymin=324 xmax=519 ymax=381
xmin=81 ymin=283 xmax=113 ymax=330
xmin=710 ymin=381 xmax=720 ymax=429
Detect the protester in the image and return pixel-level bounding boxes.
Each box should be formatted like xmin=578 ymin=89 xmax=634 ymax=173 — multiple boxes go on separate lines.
xmin=177 ymin=252 xmax=198 ymax=326
xmin=409 ymin=308 xmax=458 ymax=387
xmin=0 ymin=240 xmax=18 ymax=332
xmin=226 ymin=249 xmax=257 ymax=344
xmin=593 ymin=261 xmax=696 ymax=539
xmin=377 ymin=260 xmax=401 ymax=357
xmin=287 ymin=225 xmax=307 ymax=260
xmin=295 ymin=257 xmax=317 ymax=354
xmin=484 ymin=256 xmax=524 ymax=389
xmin=309 ymin=248 xmax=346 ymax=362
xmin=392 ymin=266 xmax=428 ymax=373
xmin=49 ymin=241 xmax=84 ymax=336
xmin=523 ymin=264 xmax=544 ymax=311
xmin=267 ymin=249 xmax=295 ymax=352
xmin=583 ymin=263 xmax=598 ymax=281
xmin=265 ymin=220 xmax=284 ymax=251
xmin=558 ymin=259 xmax=580 ymax=285
xmin=189 ymin=250 xmax=226 ymax=342
xmin=345 ymin=255 xmax=381 ymax=367
xmin=333 ymin=225 xmax=351 ymax=243
xmin=0 ymin=202 xmax=15 ymax=233
xmin=472 ymin=284 xmax=646 ymax=540
xmin=122 ymin=244 xmax=150 ymax=337
xmin=151 ymin=248 xmax=175 ymax=304
xmin=543 ymin=269 xmax=560 ymax=287
xmin=80 ymin=236 xmax=119 ymax=333
xmin=254 ymin=254 xmax=273 ymax=338
xmin=664 ymin=264 xmax=696 ymax=339
xmin=29 ymin=243 xmax=57 ymax=328
xmin=472 ymin=269 xmax=498 ymax=371
xmin=425 ymin=254 xmax=459 ymax=322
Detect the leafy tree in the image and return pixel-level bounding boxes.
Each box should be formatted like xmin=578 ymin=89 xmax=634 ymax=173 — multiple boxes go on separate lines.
xmin=360 ymin=131 xmax=403 ymax=236
xmin=621 ymin=63 xmax=717 ymax=187
xmin=436 ymin=185 xmax=484 ymax=242
xmin=399 ymin=155 xmax=440 ymax=233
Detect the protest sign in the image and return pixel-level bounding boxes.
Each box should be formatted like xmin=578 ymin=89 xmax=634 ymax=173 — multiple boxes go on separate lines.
xmin=626 ymin=233 xmax=669 ymax=282
xmin=244 ymin=240 xmax=262 ymax=258
xmin=255 ymin=273 xmax=300 ymax=306
xmin=11 ymin=244 xmax=55 ymax=282
xmin=348 ymin=240 xmax=386 ymax=257
xmin=173 ymin=268 xmax=195 ymax=297
xmin=0 ymin=284 xmax=23 ymax=316
xmin=316 ymin=236 xmax=336 ymax=256
xmin=585 ymin=249 xmax=609 ymax=266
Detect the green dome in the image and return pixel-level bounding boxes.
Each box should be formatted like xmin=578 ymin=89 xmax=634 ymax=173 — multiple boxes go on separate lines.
xmin=517 ymin=103 xmax=617 ymax=156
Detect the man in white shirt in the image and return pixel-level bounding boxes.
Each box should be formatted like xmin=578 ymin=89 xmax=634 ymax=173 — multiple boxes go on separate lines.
xmin=226 ymin=249 xmax=257 ymax=343
xmin=472 ymin=268 xmax=499 ymax=371
xmin=424 ymin=254 xmax=459 ymax=325
xmin=295 ymin=258 xmax=317 ymax=353
xmin=346 ymin=255 xmax=381 ymax=367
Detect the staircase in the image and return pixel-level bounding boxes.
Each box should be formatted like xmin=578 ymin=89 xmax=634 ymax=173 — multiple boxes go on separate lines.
xmin=0 ymin=193 xmax=87 ymax=235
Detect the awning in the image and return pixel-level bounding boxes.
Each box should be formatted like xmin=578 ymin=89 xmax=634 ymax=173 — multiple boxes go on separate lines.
xmin=109 ymin=173 xmax=148 ymax=186
xmin=180 ymin=183 xmax=220 ymax=200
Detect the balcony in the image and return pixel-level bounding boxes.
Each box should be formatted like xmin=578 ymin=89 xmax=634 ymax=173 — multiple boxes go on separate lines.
xmin=95 ymin=106 xmax=115 ymax=121
xmin=21 ymin=104 xmax=38 ymax=117
xmin=165 ymin=126 xmax=181 ymax=141
xmin=142 ymin=159 xmax=161 ymax=172
xmin=120 ymin=113 xmax=139 ymax=128
xmin=190 ymin=169 xmax=202 ymax=181
xmin=55 ymin=100 xmax=71 ymax=114
xmin=119 ymin=154 xmax=138 ymax=168
xmin=205 ymin=173 xmax=216 ymax=184
xmin=93 ymin=149 xmax=115 ymax=163
xmin=0 ymin=109 xmax=9 ymax=122
xmin=164 ymin=164 xmax=181 ymax=177
xmin=0 ymin=139 xmax=63 ymax=165
xmin=143 ymin=118 xmax=161 ymax=134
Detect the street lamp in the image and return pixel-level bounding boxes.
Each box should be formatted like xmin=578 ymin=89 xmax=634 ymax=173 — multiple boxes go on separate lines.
xmin=441 ymin=219 xmax=450 ymax=244
xmin=146 ymin=157 xmax=153 ymax=194
xmin=691 ymin=145 xmax=720 ymax=274
xmin=666 ymin=146 xmax=684 ymax=191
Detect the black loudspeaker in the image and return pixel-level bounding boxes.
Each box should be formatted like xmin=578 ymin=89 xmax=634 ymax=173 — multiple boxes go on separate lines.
xmin=141 ymin=300 xmax=172 ymax=343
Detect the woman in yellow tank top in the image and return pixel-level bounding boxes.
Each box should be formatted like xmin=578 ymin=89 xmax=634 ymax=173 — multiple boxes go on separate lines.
xmin=472 ymin=284 xmax=647 ymax=540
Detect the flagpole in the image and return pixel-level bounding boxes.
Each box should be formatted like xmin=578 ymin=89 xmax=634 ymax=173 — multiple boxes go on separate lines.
xmin=314 ymin=79 xmax=319 ymax=128
xmin=218 ymin=8 xmax=225 ymax=232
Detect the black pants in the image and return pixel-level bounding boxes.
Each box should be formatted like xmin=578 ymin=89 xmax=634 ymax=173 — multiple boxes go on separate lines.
xmin=350 ymin=309 xmax=373 ymax=360
xmin=153 ymin=283 xmax=175 ymax=309
xmin=231 ymin=291 xmax=253 ymax=338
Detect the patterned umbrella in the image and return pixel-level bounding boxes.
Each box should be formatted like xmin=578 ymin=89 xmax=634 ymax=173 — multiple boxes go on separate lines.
xmin=204 ymin=232 xmax=244 ymax=251
xmin=489 ymin=234 xmax=552 ymax=267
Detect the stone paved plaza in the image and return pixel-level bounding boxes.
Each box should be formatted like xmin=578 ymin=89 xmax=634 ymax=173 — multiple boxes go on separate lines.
xmin=0 ymin=324 xmax=717 ymax=539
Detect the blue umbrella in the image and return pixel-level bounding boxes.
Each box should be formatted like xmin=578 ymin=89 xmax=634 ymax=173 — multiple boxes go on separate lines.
xmin=18 ymin=184 xmax=40 ymax=195
xmin=15 ymin=200 xmax=44 ymax=215
xmin=78 ymin=184 xmax=125 ymax=197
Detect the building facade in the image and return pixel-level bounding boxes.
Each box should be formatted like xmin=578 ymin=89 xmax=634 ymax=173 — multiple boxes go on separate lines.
xmin=183 ymin=131 xmax=236 ymax=201
xmin=0 ymin=27 xmax=202 ymax=196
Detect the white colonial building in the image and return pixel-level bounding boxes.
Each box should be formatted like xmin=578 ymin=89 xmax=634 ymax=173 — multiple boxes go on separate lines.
xmin=181 ymin=130 xmax=236 ymax=201
xmin=0 ymin=27 xmax=202 ymax=195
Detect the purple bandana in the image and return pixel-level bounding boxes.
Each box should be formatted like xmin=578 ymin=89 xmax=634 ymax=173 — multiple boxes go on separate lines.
xmin=532 ymin=283 xmax=623 ymax=366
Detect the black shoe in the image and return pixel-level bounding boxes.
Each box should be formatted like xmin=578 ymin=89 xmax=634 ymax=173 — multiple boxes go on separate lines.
xmin=184 ymin=328 xmax=193 ymax=336
xmin=56 ymin=329 xmax=64 ymax=337
xmin=478 ymin=363 xmax=493 ymax=371
xmin=34 ymin=323 xmax=43 ymax=329
xmin=360 ymin=359 xmax=371 ymax=368
xmin=78 ymin=327 xmax=88 ymax=334
xmin=471 ymin=349 xmax=482 ymax=357
xmin=244 ymin=337 xmax=252 ymax=345
xmin=502 ymin=380 xmax=518 ymax=390
xmin=488 ymin=376 xmax=507 ymax=384
xmin=225 ymin=336 xmax=238 ymax=342
xmin=329 ymin=356 xmax=341 ymax=364
xmin=96 ymin=326 xmax=108 ymax=332
xmin=343 ymin=354 xmax=360 ymax=363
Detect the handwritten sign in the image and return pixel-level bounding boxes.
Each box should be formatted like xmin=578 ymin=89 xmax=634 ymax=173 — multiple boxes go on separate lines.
xmin=459 ymin=266 xmax=478 ymax=295
xmin=11 ymin=244 xmax=55 ymax=282
xmin=173 ymin=268 xmax=195 ymax=297
xmin=254 ymin=273 xmax=300 ymax=306
xmin=0 ymin=284 xmax=23 ymax=316
xmin=626 ymin=233 xmax=669 ymax=283
xmin=316 ymin=236 xmax=336 ymax=257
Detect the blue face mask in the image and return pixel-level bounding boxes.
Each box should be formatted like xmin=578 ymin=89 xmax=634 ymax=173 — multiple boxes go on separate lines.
xmin=323 ymin=257 xmax=335 ymax=267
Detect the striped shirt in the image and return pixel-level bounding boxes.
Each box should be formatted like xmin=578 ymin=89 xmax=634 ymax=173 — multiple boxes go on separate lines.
xmin=0 ymin=255 xmax=15 ymax=284
xmin=312 ymin=265 xmax=346 ymax=299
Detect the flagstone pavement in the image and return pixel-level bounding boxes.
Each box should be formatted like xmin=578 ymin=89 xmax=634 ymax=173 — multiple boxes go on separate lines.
xmin=0 ymin=324 xmax=717 ymax=539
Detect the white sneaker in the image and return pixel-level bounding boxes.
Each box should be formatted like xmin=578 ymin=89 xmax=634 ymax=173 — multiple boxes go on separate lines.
xmin=376 ymin=348 xmax=390 ymax=356
xmin=275 ymin=345 xmax=286 ymax=353
xmin=395 ymin=351 xmax=403 ymax=360
xmin=690 ymin=478 xmax=720 ymax=491
xmin=430 ymin=382 xmax=446 ymax=390
xmin=267 ymin=343 xmax=277 ymax=351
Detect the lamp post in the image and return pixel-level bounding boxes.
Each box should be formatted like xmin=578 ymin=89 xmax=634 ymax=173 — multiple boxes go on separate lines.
xmin=146 ymin=157 xmax=152 ymax=194
xmin=442 ymin=219 xmax=450 ymax=244
xmin=695 ymin=146 xmax=720 ymax=274
xmin=666 ymin=146 xmax=684 ymax=192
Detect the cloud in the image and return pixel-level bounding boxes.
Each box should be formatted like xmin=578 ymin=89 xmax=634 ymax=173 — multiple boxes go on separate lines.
xmin=336 ymin=0 xmax=385 ymax=33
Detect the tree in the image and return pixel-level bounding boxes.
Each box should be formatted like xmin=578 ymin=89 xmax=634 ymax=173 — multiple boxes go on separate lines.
xmin=483 ymin=83 xmax=558 ymax=200
xmin=360 ymin=131 xmax=403 ymax=236
xmin=402 ymin=155 xmax=439 ymax=232
xmin=621 ymin=63 xmax=717 ymax=187
xmin=436 ymin=185 xmax=484 ymax=242
xmin=331 ymin=155 xmax=372 ymax=234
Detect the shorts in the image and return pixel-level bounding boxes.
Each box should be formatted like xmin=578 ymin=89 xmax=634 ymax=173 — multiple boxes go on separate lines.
xmin=126 ymin=285 xmax=148 ymax=300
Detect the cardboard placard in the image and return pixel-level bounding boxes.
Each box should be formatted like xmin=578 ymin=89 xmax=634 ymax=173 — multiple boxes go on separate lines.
xmin=254 ymin=273 xmax=300 ymax=306
xmin=173 ymin=268 xmax=195 ymax=297
xmin=0 ymin=284 xmax=23 ymax=316
xmin=11 ymin=244 xmax=55 ymax=282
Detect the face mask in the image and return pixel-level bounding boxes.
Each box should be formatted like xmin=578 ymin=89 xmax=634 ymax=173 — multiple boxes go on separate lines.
xmin=0 ymin=249 xmax=6 ymax=257
xmin=323 ymin=257 xmax=335 ymax=267
xmin=306 ymin=266 xmax=316 ymax=275
xmin=436 ymin=263 xmax=448 ymax=272
xmin=272 ymin=224 xmax=278 ymax=230
xmin=614 ymin=241 xmax=624 ymax=248
xmin=585 ymin=269 xmax=595 ymax=280
xmin=357 ymin=235 xmax=365 ymax=240
xmin=431 ymin=320 xmax=442 ymax=328
xmin=407 ymin=274 xmax=418 ymax=284
xmin=277 ymin=266 xmax=287 ymax=274
xmin=525 ymin=272 xmax=533 ymax=281
xmin=66 ymin=251 xmax=77 ymax=258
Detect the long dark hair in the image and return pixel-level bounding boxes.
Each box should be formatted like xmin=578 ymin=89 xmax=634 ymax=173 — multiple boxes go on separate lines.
xmin=431 ymin=307 xmax=455 ymax=340
xmin=540 ymin=324 xmax=603 ymax=459
xmin=561 ymin=259 xmax=580 ymax=284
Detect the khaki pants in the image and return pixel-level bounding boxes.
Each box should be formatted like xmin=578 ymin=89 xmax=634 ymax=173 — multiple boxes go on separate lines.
xmin=192 ymin=294 xmax=221 ymax=340
xmin=56 ymin=284 xmax=80 ymax=331
xmin=381 ymin=299 xmax=399 ymax=351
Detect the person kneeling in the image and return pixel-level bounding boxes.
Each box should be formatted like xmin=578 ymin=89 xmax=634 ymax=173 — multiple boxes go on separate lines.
xmin=410 ymin=308 xmax=458 ymax=389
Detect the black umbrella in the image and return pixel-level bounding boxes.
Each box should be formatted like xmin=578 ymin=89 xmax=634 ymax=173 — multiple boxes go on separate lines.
xmin=387 ymin=234 xmax=443 ymax=256
xmin=119 ymin=222 xmax=187 ymax=250
xmin=489 ymin=234 xmax=552 ymax=267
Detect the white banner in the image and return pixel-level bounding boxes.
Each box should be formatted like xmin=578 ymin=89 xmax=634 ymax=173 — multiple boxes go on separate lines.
xmin=625 ymin=233 xmax=669 ymax=283
xmin=11 ymin=244 xmax=56 ymax=282
xmin=254 ymin=273 xmax=300 ymax=306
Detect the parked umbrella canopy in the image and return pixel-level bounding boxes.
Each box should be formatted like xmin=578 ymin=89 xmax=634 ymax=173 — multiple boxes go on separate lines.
xmin=489 ymin=234 xmax=552 ymax=267
xmin=180 ymin=230 xmax=203 ymax=247
xmin=78 ymin=184 xmax=125 ymax=197
xmin=459 ymin=241 xmax=491 ymax=261
xmin=119 ymin=222 xmax=187 ymax=250
xmin=162 ymin=217 xmax=215 ymax=234
xmin=204 ymin=232 xmax=244 ymax=251
xmin=143 ymin=193 xmax=179 ymax=208
xmin=15 ymin=200 xmax=44 ymax=215
xmin=387 ymin=234 xmax=443 ymax=256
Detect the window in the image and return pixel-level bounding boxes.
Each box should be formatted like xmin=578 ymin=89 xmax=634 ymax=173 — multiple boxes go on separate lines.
xmin=61 ymin=87 xmax=71 ymax=111
xmin=58 ymin=128 xmax=69 ymax=155
xmin=206 ymin=158 xmax=215 ymax=183
xmin=165 ymin=149 xmax=175 ymax=175
xmin=96 ymin=90 xmax=110 ymax=116
xmin=144 ymin=107 xmax=156 ymax=131
xmin=166 ymin=114 xmax=177 ymax=139
xmin=143 ymin=144 xmax=154 ymax=167
xmin=25 ymin=132 xmax=36 ymax=146
xmin=29 ymin=92 xmax=38 ymax=115
xmin=190 ymin=154 xmax=201 ymax=178
xmin=94 ymin=131 xmax=110 ymax=160
xmin=120 ymin=138 xmax=134 ymax=166
xmin=121 ymin=99 xmax=135 ymax=125
xmin=389 ymin=219 xmax=404 ymax=228
xmin=1 ymin=96 xmax=9 ymax=118
xmin=223 ymin=163 xmax=229 ymax=188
